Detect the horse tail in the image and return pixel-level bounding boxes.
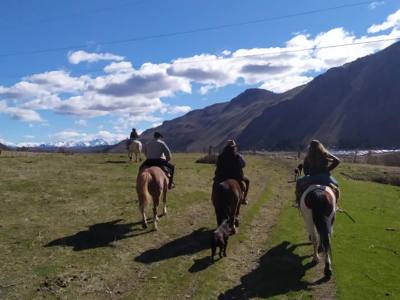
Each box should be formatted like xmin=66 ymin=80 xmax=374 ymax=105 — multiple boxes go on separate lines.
xmin=137 ymin=171 xmax=151 ymax=210
xmin=310 ymin=190 xmax=332 ymax=254
xmin=215 ymin=182 xmax=231 ymax=226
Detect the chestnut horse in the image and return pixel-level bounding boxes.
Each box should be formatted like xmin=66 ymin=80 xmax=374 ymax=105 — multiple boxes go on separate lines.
xmin=136 ymin=166 xmax=168 ymax=230
xmin=212 ymin=179 xmax=243 ymax=235
xmin=300 ymin=185 xmax=336 ymax=278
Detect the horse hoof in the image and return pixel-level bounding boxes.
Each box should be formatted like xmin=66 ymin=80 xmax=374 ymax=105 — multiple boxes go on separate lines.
xmin=312 ymin=256 xmax=320 ymax=264
xmin=324 ymin=266 xmax=332 ymax=278
xmin=142 ymin=223 xmax=148 ymax=229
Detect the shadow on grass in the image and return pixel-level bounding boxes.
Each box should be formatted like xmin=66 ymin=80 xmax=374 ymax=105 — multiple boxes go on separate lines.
xmin=44 ymin=219 xmax=147 ymax=251
xmin=218 ymin=241 xmax=315 ymax=299
xmin=135 ymin=227 xmax=213 ymax=264
xmin=188 ymin=256 xmax=213 ymax=273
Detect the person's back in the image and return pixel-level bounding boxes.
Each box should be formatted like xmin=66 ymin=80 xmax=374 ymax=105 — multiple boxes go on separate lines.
xmin=213 ymin=140 xmax=249 ymax=204
xmin=295 ymin=140 xmax=340 ymax=206
xmin=130 ymin=128 xmax=139 ymax=140
xmin=145 ymin=139 xmax=171 ymax=161
xmin=214 ymin=151 xmax=244 ymax=182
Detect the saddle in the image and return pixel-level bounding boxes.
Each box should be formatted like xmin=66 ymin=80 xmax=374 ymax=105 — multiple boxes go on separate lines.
xmin=297 ymin=182 xmax=340 ymax=204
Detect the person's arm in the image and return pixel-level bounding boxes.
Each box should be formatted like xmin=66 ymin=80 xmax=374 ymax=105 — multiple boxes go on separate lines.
xmin=327 ymin=153 xmax=340 ymax=172
xmin=162 ymin=142 xmax=172 ymax=161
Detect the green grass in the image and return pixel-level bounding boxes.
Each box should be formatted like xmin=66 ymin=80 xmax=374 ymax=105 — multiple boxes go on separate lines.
xmin=333 ymin=171 xmax=400 ymax=300
xmin=1 ymin=153 xmax=399 ymax=299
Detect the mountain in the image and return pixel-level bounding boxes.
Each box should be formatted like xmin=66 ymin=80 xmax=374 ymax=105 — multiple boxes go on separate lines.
xmin=0 ymin=143 xmax=9 ymax=151
xmin=237 ymin=41 xmax=400 ymax=150
xmin=10 ymin=139 xmax=113 ymax=153
xmin=135 ymin=87 xmax=304 ymax=152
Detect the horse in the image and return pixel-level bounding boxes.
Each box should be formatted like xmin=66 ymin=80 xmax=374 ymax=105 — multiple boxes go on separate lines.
xmin=300 ymin=184 xmax=336 ymax=278
xmin=212 ymin=179 xmax=243 ymax=235
xmin=136 ymin=166 xmax=168 ymax=230
xmin=127 ymin=139 xmax=142 ymax=162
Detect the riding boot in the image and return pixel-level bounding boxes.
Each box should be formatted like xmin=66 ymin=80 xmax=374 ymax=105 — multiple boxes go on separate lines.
xmin=168 ymin=169 xmax=175 ymax=189
xmin=241 ymin=178 xmax=250 ymax=205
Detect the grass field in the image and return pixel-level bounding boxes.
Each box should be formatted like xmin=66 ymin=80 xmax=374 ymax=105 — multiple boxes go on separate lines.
xmin=0 ymin=152 xmax=399 ymax=299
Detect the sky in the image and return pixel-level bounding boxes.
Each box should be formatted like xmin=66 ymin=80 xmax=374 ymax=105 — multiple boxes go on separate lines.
xmin=0 ymin=0 xmax=399 ymax=146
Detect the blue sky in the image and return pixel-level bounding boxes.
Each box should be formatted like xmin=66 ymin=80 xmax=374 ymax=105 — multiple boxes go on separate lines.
xmin=0 ymin=0 xmax=399 ymax=146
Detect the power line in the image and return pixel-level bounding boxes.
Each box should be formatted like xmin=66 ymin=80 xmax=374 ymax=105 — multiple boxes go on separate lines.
xmin=1 ymin=37 xmax=398 ymax=80
xmin=0 ymin=0 xmax=384 ymax=58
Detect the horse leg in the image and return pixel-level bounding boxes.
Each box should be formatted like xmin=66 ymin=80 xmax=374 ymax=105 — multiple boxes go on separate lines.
xmin=324 ymin=243 xmax=333 ymax=277
xmin=161 ymin=184 xmax=167 ymax=216
xmin=139 ymin=202 xmax=148 ymax=229
xmin=301 ymin=206 xmax=320 ymax=263
xmin=153 ymin=195 xmax=160 ymax=230
xmin=311 ymin=230 xmax=320 ymax=263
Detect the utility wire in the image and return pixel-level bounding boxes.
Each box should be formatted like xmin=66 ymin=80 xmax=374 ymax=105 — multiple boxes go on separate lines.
xmin=0 ymin=0 xmax=385 ymax=58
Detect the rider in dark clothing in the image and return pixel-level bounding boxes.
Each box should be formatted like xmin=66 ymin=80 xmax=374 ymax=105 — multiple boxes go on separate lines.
xmin=130 ymin=128 xmax=139 ymax=140
xmin=213 ymin=140 xmax=250 ymax=204
xmin=127 ymin=128 xmax=140 ymax=149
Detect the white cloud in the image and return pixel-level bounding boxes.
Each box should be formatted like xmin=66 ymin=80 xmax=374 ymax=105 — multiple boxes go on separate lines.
xmin=166 ymin=105 xmax=192 ymax=114
xmin=75 ymin=119 xmax=87 ymax=126
xmin=23 ymin=135 xmax=35 ymax=139
xmin=369 ymin=1 xmax=385 ymax=10
xmin=368 ymin=9 xmax=400 ymax=33
xmin=68 ymin=50 xmax=125 ymax=64
xmin=0 ymin=101 xmax=44 ymax=122
xmin=1 ymin=9 xmax=400 ymax=130
xmin=104 ymin=61 xmax=134 ymax=74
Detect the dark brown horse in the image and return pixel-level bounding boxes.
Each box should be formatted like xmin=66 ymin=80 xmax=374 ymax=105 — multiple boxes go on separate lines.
xmin=136 ymin=166 xmax=168 ymax=230
xmin=212 ymin=179 xmax=243 ymax=235
xmin=300 ymin=185 xmax=336 ymax=278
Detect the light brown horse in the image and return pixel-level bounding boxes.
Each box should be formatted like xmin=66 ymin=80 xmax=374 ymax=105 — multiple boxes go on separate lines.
xmin=136 ymin=166 xmax=168 ymax=230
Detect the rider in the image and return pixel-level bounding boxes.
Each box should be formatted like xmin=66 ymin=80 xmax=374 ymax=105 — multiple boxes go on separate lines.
xmin=213 ymin=140 xmax=250 ymax=204
xmin=140 ymin=132 xmax=175 ymax=189
xmin=127 ymin=128 xmax=140 ymax=149
xmin=295 ymin=140 xmax=340 ymax=205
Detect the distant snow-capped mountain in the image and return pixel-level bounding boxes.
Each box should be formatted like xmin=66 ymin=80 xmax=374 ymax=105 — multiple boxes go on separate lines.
xmin=14 ymin=138 xmax=119 ymax=149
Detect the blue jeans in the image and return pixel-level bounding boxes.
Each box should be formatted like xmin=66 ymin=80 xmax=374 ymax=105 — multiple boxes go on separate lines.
xmin=297 ymin=173 xmax=338 ymax=188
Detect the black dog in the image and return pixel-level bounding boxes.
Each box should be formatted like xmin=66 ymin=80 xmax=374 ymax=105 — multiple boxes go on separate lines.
xmin=211 ymin=219 xmax=231 ymax=263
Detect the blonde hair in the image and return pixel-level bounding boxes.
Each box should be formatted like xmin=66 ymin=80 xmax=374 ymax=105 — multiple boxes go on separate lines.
xmin=305 ymin=140 xmax=331 ymax=166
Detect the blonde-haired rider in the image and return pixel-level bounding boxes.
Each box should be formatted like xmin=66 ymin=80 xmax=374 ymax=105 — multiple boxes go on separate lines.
xmin=295 ymin=140 xmax=340 ymax=205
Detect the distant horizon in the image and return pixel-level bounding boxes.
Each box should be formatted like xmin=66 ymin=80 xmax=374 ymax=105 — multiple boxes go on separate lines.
xmin=0 ymin=1 xmax=399 ymax=145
